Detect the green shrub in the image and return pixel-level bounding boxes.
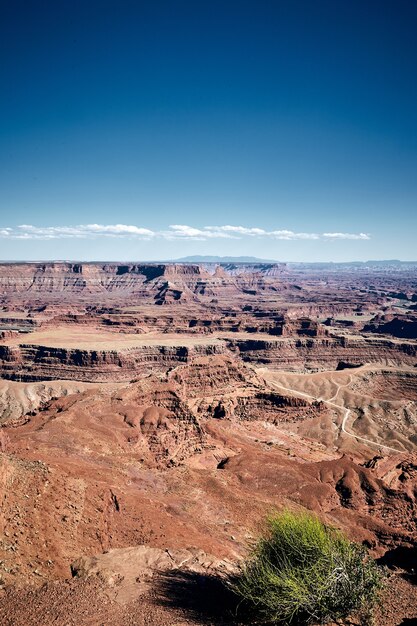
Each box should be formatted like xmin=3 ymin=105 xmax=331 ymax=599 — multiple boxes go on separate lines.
xmin=231 ymin=510 xmax=384 ymax=625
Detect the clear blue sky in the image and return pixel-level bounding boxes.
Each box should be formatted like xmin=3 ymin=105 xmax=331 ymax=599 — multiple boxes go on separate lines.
xmin=0 ymin=0 xmax=416 ymax=261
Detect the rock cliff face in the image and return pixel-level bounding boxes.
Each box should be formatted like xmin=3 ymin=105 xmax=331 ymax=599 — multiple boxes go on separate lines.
xmin=0 ymin=262 xmax=284 ymax=302
xmin=0 ymin=341 xmax=228 ymax=382
xmin=0 ymin=331 xmax=415 ymax=382
xmin=228 ymin=335 xmax=417 ymax=370
xmin=35 ymin=311 xmax=327 ymax=337
xmin=2 ymin=262 xmax=415 ymax=327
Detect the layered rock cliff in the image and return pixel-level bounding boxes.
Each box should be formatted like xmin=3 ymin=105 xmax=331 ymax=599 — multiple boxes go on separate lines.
xmin=0 ymin=341 xmax=228 ymax=382
xmin=227 ymin=335 xmax=417 ymax=370
xmin=0 ymin=331 xmax=415 ymax=382
xmin=0 ymin=262 xmax=283 ymax=302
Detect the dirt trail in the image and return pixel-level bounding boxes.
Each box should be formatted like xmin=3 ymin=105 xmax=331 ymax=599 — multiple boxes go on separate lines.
xmin=268 ymin=377 xmax=402 ymax=453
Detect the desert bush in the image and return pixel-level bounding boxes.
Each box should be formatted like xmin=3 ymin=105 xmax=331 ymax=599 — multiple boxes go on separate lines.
xmin=231 ymin=510 xmax=383 ymax=625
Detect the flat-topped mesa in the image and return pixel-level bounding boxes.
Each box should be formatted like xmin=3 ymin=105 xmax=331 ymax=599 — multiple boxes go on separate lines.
xmin=0 ymin=262 xmax=277 ymax=302
xmin=0 ymin=333 xmax=229 ymax=382
xmin=0 ymin=262 xmax=167 ymax=295
xmin=1 ymin=324 xmax=416 ymax=382
xmin=212 ymin=262 xmax=286 ymax=276
xmin=161 ymin=263 xmax=210 ymax=277
xmin=281 ymin=316 xmax=327 ymax=337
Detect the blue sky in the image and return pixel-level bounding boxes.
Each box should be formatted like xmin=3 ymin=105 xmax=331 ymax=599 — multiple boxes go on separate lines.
xmin=0 ymin=0 xmax=416 ymax=261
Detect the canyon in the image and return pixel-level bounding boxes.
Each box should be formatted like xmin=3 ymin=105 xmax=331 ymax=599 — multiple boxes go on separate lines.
xmin=0 ymin=262 xmax=416 ymax=625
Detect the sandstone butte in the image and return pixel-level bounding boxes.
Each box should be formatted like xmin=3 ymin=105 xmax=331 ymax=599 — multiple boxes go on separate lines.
xmin=0 ymin=261 xmax=416 ymax=625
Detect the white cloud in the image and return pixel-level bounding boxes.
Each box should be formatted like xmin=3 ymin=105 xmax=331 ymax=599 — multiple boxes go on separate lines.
xmin=166 ymin=225 xmax=237 ymax=239
xmin=169 ymin=224 xmax=205 ymax=237
xmin=204 ymin=226 xmax=320 ymax=240
xmin=322 ymin=232 xmax=370 ymax=240
xmin=0 ymin=223 xmax=371 ymax=242
xmin=202 ymin=226 xmax=320 ymax=239
xmin=83 ymin=224 xmax=154 ymax=236
xmin=204 ymin=225 xmax=267 ymax=236
xmin=14 ymin=224 xmax=155 ymax=239
xmin=269 ymin=230 xmax=320 ymax=240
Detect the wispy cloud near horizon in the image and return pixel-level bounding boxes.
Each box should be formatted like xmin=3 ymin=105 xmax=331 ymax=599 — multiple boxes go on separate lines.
xmin=0 ymin=224 xmax=371 ymax=242
xmin=322 ymin=232 xmax=370 ymax=240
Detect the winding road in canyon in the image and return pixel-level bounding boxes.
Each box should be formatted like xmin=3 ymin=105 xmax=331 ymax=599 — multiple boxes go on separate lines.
xmin=268 ymin=377 xmax=401 ymax=454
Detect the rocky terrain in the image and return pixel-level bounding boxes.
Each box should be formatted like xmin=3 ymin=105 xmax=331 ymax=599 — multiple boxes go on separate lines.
xmin=0 ymin=262 xmax=416 ymax=625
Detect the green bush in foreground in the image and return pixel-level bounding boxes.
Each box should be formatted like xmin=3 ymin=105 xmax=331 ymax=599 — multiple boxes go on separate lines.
xmin=231 ymin=510 xmax=384 ymax=625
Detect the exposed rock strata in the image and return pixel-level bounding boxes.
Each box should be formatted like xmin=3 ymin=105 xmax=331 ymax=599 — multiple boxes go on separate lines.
xmin=228 ymin=335 xmax=417 ymax=370
xmin=0 ymin=331 xmax=415 ymax=382
xmin=0 ymin=341 xmax=227 ymax=382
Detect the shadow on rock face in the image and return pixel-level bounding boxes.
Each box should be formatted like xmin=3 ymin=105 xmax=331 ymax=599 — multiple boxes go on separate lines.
xmin=398 ymin=620 xmax=417 ymax=626
xmin=378 ymin=546 xmax=417 ymax=585
xmin=155 ymin=570 xmax=239 ymax=625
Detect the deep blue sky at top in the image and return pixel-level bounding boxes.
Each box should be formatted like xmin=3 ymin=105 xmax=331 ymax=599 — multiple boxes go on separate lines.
xmin=0 ymin=0 xmax=416 ymax=261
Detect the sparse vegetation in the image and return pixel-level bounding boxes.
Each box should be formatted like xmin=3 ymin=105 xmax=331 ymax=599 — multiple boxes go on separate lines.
xmin=231 ymin=510 xmax=384 ymax=625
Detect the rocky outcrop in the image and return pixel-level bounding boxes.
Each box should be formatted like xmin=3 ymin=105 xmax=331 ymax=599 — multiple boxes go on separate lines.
xmin=110 ymin=382 xmax=206 ymax=466
xmin=166 ymin=356 xmax=327 ymax=423
xmin=168 ymin=354 xmax=263 ymax=396
xmin=0 ymin=379 xmax=96 ymax=425
xmin=363 ymin=314 xmax=417 ymax=339
xmin=71 ymin=545 xmax=235 ymax=600
xmin=227 ymin=335 xmax=417 ymax=370
xmin=199 ymin=391 xmax=325 ymax=423
xmin=231 ymin=392 xmax=326 ymax=422
xmin=0 ymin=330 xmax=20 ymax=342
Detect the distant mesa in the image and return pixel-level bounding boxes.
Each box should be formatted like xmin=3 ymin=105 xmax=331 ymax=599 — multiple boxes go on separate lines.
xmin=172 ymin=255 xmax=280 ymax=263
xmin=287 ymin=259 xmax=417 ymax=270
xmin=169 ymin=257 xmax=417 ymax=268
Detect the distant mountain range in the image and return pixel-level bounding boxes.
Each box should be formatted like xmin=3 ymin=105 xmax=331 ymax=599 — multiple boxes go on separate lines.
xmin=171 ymin=256 xmax=417 ymax=268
